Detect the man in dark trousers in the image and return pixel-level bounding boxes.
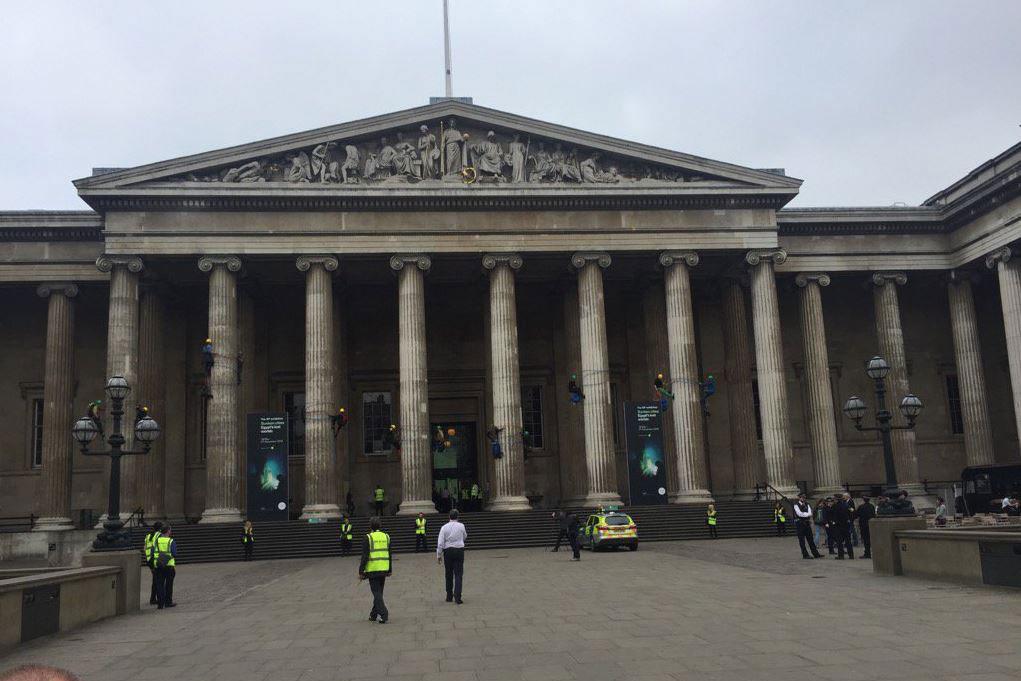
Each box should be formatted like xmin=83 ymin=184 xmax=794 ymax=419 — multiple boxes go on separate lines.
xmin=857 ymin=494 xmax=875 ymax=559
xmin=566 ymin=511 xmax=581 ymax=561
xmin=831 ymin=493 xmax=855 ymax=559
xmin=143 ymin=521 xmax=163 ymax=605
xmin=792 ymin=494 xmax=822 ymax=559
xmin=359 ymin=516 xmax=391 ymax=623
xmin=436 ymin=509 xmax=467 ymax=603
xmin=551 ymin=510 xmax=568 ymax=551
xmin=154 ymin=525 xmax=177 ymax=609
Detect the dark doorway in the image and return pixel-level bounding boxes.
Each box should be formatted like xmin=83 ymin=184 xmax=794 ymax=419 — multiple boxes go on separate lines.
xmin=431 ymin=421 xmax=479 ymax=512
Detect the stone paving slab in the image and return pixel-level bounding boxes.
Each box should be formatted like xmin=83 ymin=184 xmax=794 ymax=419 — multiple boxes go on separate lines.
xmin=1 ymin=538 xmax=1020 ymax=681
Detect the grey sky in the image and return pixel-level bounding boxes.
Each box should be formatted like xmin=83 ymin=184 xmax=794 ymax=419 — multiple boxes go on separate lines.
xmin=2 ymin=1 xmax=1019 ymax=210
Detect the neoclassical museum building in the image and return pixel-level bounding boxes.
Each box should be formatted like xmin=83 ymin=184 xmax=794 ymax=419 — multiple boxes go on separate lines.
xmin=2 ymin=99 xmax=1020 ymax=528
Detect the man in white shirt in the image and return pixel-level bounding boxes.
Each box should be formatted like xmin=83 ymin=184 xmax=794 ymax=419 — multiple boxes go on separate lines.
xmin=436 ymin=509 xmax=467 ymax=604
xmin=793 ymin=493 xmax=822 ymax=560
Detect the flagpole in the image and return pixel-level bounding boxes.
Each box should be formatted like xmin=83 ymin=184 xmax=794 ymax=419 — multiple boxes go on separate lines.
xmin=443 ymin=0 xmax=454 ymax=97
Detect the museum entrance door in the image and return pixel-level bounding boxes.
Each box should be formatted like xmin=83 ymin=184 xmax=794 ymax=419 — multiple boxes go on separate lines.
xmin=431 ymin=421 xmax=480 ymax=512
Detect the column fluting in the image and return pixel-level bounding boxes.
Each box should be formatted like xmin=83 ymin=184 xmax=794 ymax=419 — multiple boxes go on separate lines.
xmin=641 ymin=283 xmax=678 ymax=497
xmin=557 ymin=284 xmax=589 ymax=503
xmin=137 ymin=287 xmax=166 ymax=520
xmin=746 ymin=250 xmax=798 ymax=496
xmin=986 ymin=247 xmax=1021 ymax=450
xmin=34 ymin=284 xmax=78 ymax=531
xmin=659 ymin=252 xmax=712 ymax=503
xmin=795 ymin=273 xmax=843 ymax=495
xmin=721 ymin=280 xmax=763 ymax=499
xmin=947 ymin=273 xmax=995 ymax=465
xmin=299 ymin=256 xmax=340 ymax=519
xmin=392 ymin=255 xmax=437 ymax=515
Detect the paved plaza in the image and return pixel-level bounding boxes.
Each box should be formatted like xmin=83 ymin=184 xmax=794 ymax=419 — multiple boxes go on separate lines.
xmin=3 ymin=537 xmax=1021 ymax=681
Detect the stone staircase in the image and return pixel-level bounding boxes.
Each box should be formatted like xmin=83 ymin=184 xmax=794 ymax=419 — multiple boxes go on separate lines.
xmin=128 ymin=501 xmax=778 ymax=564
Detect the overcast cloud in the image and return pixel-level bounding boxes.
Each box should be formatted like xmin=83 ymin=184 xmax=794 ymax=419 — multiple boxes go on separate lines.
xmin=2 ymin=1 xmax=1019 ymax=209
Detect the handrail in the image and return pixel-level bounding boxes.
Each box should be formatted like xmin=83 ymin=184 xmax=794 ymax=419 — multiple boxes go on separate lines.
xmin=122 ymin=507 xmax=145 ymax=529
xmin=754 ymin=483 xmax=791 ymax=503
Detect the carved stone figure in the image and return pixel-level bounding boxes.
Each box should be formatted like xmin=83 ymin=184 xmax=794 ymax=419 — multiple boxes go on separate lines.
xmin=286 ymin=152 xmax=312 ymax=183
xmin=507 ymin=134 xmax=527 ymax=183
xmin=442 ymin=118 xmax=463 ymax=176
xmin=221 ymin=160 xmax=266 ymax=183
xmin=341 ymin=145 xmax=360 ymax=183
xmin=394 ymin=132 xmax=421 ymax=179
xmin=528 ymin=142 xmax=555 ymax=182
xmin=470 ymin=131 xmax=505 ymax=180
xmin=579 ymin=152 xmax=620 ymax=183
xmin=418 ymin=125 xmax=439 ymax=179
xmin=310 ymin=142 xmax=341 ymax=183
xmin=553 ymin=144 xmax=582 ymax=182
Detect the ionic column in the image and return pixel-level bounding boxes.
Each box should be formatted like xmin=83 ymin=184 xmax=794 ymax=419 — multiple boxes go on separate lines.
xmin=391 ymin=255 xmax=437 ymax=515
xmin=659 ymin=252 xmax=712 ymax=503
xmin=795 ymin=273 xmax=843 ymax=495
xmin=571 ymin=253 xmax=621 ymax=505
xmin=722 ymin=280 xmax=763 ymax=499
xmin=483 ymin=254 xmax=531 ymax=511
xmin=198 ymin=256 xmax=243 ymax=523
xmin=946 ymin=272 xmax=995 ymax=465
xmin=986 ymin=247 xmax=1021 ymax=450
xmin=745 ymin=250 xmax=798 ymax=496
xmin=34 ymin=283 xmax=78 ymax=531
xmin=96 ymin=256 xmax=142 ymax=518
xmin=871 ymin=272 xmax=922 ymax=490
xmin=298 ymin=256 xmax=341 ymax=519
xmin=556 ymin=283 xmax=588 ymax=504
xmin=138 ymin=286 xmax=167 ymax=521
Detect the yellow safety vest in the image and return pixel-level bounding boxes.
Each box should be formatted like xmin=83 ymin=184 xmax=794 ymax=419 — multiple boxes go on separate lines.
xmin=341 ymin=523 xmax=352 ymax=540
xmin=707 ymin=510 xmax=717 ymax=526
xmin=243 ymin=529 xmax=254 ymax=543
xmin=374 ymin=488 xmax=385 ymax=502
xmin=364 ymin=531 xmax=390 ymax=573
xmin=470 ymin=485 xmax=480 ymax=499
xmin=775 ymin=509 xmax=786 ymax=523
xmin=415 ymin=517 xmax=426 ymax=535
xmin=144 ymin=531 xmax=160 ymax=565
xmin=155 ymin=535 xmax=176 ymax=568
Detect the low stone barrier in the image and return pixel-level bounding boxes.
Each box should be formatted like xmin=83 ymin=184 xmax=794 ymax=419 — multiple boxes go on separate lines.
xmin=896 ymin=526 xmax=1021 ymax=587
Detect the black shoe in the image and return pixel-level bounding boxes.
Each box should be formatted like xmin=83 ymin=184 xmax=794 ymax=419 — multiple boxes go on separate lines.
xmin=551 ymin=548 xmax=558 ymax=552
xmin=166 ymin=603 xmax=177 ymax=608
xmin=813 ymin=554 xmax=823 ymax=559
xmin=378 ymin=618 xmax=388 ymax=624
xmin=863 ymin=553 xmax=871 ymax=559
xmin=445 ymin=595 xmax=453 ymax=603
xmin=149 ymin=600 xmax=157 ymax=605
xmin=455 ymin=598 xmax=463 ymax=605
xmin=157 ymin=606 xmax=164 ymax=610
xmin=369 ymin=614 xmax=377 ymax=622
xmin=801 ymin=555 xmax=812 ymax=559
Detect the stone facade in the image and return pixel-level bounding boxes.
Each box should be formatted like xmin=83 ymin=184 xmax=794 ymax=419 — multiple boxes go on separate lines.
xmin=1 ymin=101 xmax=1020 ymax=523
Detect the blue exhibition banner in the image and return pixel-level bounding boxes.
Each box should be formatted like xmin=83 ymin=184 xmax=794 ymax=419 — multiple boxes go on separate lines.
xmin=246 ymin=413 xmax=290 ymax=521
xmin=624 ymin=402 xmax=669 ymax=505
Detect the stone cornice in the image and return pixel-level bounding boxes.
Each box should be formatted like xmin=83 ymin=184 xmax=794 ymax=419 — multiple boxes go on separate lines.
xmin=36 ymin=283 xmax=79 ymax=298
xmin=96 ymin=255 xmax=143 ymax=273
xmin=794 ymin=272 xmax=831 ymax=287
xmin=389 ymin=254 xmax=432 ymax=272
xmin=198 ymin=256 xmax=242 ymax=273
xmin=482 ymin=253 xmax=523 ymax=271
xmin=870 ymin=271 xmax=907 ymax=286
xmin=570 ymin=252 xmax=612 ymax=269
xmin=0 ymin=211 xmax=103 ymax=242
xmin=658 ymin=251 xmax=699 ymax=268
xmin=745 ymin=249 xmax=787 ymax=266
xmin=296 ymin=255 xmax=339 ymax=272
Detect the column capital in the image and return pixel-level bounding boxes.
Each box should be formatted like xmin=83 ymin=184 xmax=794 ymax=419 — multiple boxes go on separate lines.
xmin=198 ymin=256 xmax=242 ymax=273
xmin=985 ymin=246 xmax=1012 ymax=269
xmin=870 ymin=271 xmax=907 ymax=287
xmin=296 ymin=255 xmax=339 ymax=272
xmin=482 ymin=253 xmax=523 ymax=271
xmin=947 ymin=269 xmax=981 ymax=286
xmin=96 ymin=255 xmax=143 ymax=274
xmin=36 ymin=282 xmax=79 ymax=299
xmin=570 ymin=252 xmax=611 ymax=270
xmin=794 ymin=272 xmax=831 ymax=288
xmin=658 ymin=251 xmax=699 ymax=268
xmin=389 ymin=254 xmax=432 ymax=272
xmin=745 ymin=249 xmax=787 ymax=266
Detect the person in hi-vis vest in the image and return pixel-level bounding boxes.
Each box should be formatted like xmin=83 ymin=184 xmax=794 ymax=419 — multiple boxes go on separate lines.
xmin=340 ymin=515 xmax=353 ymax=555
xmin=415 ymin=513 xmax=427 ymax=552
xmin=706 ymin=503 xmax=719 ymax=539
xmin=359 ymin=516 xmax=392 ymax=624
xmin=143 ymin=521 xmax=164 ymax=605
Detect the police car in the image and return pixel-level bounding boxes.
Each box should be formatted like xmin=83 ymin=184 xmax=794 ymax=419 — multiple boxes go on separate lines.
xmin=578 ymin=510 xmax=638 ymax=551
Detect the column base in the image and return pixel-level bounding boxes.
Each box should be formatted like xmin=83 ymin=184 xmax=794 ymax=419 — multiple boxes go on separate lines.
xmin=559 ymin=496 xmax=589 ymax=509
xmin=810 ymin=485 xmax=846 ymax=499
xmin=300 ymin=503 xmax=341 ymax=521
xmin=199 ymin=508 xmax=244 ymax=524
xmin=583 ymin=492 xmax=622 ymax=508
xmin=731 ymin=488 xmax=762 ymax=501
xmin=32 ymin=516 xmax=74 ymax=532
xmin=487 ymin=495 xmax=532 ymax=512
xmin=397 ymin=499 xmax=438 ymax=515
xmin=669 ymin=489 xmax=714 ymax=505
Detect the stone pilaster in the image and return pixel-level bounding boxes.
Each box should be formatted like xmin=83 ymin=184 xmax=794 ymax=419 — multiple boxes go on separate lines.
xmin=298 ymin=256 xmax=341 ymax=519
xmin=137 ymin=286 xmax=166 ymax=521
xmin=391 ymin=255 xmax=437 ymax=515
xmin=483 ymin=254 xmax=531 ymax=511
xmin=721 ymin=280 xmax=763 ymax=499
xmin=556 ymin=283 xmax=588 ymax=504
xmin=871 ymin=272 xmax=922 ymax=490
xmin=34 ymin=283 xmax=78 ymax=531
xmin=659 ymin=252 xmax=712 ymax=503
xmin=571 ymin=253 xmax=621 ymax=505
xmin=745 ymin=250 xmax=798 ymax=496
xmin=198 ymin=256 xmax=243 ymax=523
xmin=986 ymin=247 xmax=1021 ymax=450
xmin=96 ymin=256 xmax=142 ymax=518
xmin=795 ymin=273 xmax=843 ymax=495
xmin=947 ymin=272 xmax=995 ymax=465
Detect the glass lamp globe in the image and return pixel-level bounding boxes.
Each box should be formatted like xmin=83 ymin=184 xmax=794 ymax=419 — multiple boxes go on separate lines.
xmin=843 ymin=395 xmax=866 ymax=421
xmin=105 ymin=375 xmax=131 ymax=400
xmin=900 ymin=394 xmax=923 ymax=419
xmin=135 ymin=415 xmax=161 ymax=444
xmin=864 ymin=356 xmax=890 ymax=380
xmin=72 ymin=416 xmax=99 ymax=444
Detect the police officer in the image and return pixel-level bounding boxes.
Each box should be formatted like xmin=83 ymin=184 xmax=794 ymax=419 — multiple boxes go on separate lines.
xmin=415 ymin=512 xmax=427 ymax=552
xmin=374 ymin=484 xmax=386 ymax=516
xmin=359 ymin=517 xmax=391 ymax=624
xmin=143 ymin=521 xmax=163 ymax=605
xmin=340 ymin=515 xmax=353 ymax=556
xmin=154 ymin=525 xmax=177 ymax=609
xmin=857 ymin=494 xmax=875 ymax=559
xmin=793 ymin=494 xmax=822 ymax=559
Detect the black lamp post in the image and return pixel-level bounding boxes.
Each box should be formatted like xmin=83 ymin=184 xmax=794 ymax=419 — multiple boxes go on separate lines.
xmin=72 ymin=376 xmax=161 ymax=550
xmin=842 ymin=356 xmax=923 ymax=489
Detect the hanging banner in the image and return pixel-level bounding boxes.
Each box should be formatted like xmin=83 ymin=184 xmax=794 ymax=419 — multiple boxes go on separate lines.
xmin=246 ymin=413 xmax=290 ymax=521
xmin=624 ymin=402 xmax=669 ymax=505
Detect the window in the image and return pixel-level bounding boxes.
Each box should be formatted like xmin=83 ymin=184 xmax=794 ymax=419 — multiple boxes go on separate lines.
xmin=284 ymin=391 xmax=306 ymax=458
xmin=610 ymin=382 xmax=622 ymax=447
xmin=520 ymin=385 xmax=544 ymax=449
xmin=752 ymin=380 xmax=763 ymax=440
xmin=946 ymin=374 xmax=964 ymax=435
xmin=362 ymin=391 xmax=393 ymax=455
xmin=30 ymin=398 xmax=44 ymax=468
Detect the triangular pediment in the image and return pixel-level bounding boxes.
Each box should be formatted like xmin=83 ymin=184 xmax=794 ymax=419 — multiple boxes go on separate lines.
xmin=75 ymin=102 xmax=801 ymax=200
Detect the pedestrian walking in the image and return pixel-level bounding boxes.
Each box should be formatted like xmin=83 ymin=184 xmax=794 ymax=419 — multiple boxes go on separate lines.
xmin=831 ymin=493 xmax=855 ymax=559
xmin=551 ymin=510 xmax=568 ymax=551
xmin=706 ymin=503 xmax=719 ymax=539
xmin=566 ymin=511 xmax=581 ymax=560
xmin=857 ymin=494 xmax=875 ymax=559
xmin=340 ymin=515 xmax=353 ymax=555
xmin=793 ymin=494 xmax=822 ymax=559
xmin=374 ymin=484 xmax=386 ymax=516
xmin=242 ymin=520 xmax=254 ymax=561
xmin=773 ymin=501 xmax=788 ymax=536
xmin=359 ymin=516 xmax=391 ymax=624
xmin=154 ymin=525 xmax=177 ymax=609
xmin=415 ymin=512 xmax=428 ymax=552
xmin=437 ymin=509 xmax=467 ymax=603
xmin=143 ymin=522 xmax=163 ymax=605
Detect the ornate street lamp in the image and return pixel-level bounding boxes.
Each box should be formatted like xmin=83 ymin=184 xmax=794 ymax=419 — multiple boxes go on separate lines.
xmin=842 ymin=355 xmax=923 ymax=490
xmin=72 ymin=376 xmax=160 ymax=551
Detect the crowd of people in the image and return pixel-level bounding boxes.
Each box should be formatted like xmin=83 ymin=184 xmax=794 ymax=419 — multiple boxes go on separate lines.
xmin=790 ymin=492 xmax=873 ymax=560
